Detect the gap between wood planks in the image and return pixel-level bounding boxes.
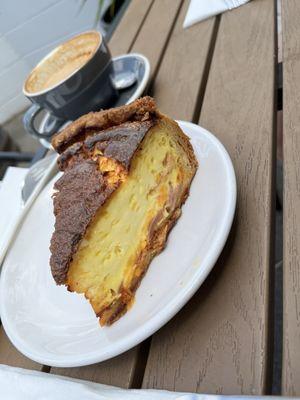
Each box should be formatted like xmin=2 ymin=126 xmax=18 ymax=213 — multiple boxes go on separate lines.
xmin=128 ymin=0 xmax=155 ymax=53
xmin=267 ymin=0 xmax=279 ymax=391
xmin=271 ymin=0 xmax=284 ymax=394
xmin=191 ymin=15 xmax=221 ymax=124
xmin=146 ymin=0 xmax=185 ymax=95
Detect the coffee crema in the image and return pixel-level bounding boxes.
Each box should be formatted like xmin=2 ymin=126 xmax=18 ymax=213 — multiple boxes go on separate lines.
xmin=24 ymin=31 xmax=101 ymax=94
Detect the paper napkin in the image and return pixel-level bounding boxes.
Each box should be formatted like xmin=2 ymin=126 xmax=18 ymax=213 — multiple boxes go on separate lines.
xmin=0 ymin=364 xmax=203 ymax=399
xmin=183 ymin=0 xmax=250 ymax=28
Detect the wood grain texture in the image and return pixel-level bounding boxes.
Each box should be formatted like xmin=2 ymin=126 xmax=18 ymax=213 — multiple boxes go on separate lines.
xmin=282 ymin=0 xmax=300 ymax=395
xmin=143 ymin=0 xmax=276 ymax=394
xmin=109 ymin=0 xmax=153 ymax=56
xmin=131 ymin=0 xmax=183 ymax=81
xmin=51 ymin=349 xmax=140 ymax=387
xmin=148 ymin=0 xmax=216 ymax=121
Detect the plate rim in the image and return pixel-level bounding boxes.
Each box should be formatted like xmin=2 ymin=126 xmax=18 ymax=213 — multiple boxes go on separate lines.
xmin=0 ymin=121 xmax=237 ymax=367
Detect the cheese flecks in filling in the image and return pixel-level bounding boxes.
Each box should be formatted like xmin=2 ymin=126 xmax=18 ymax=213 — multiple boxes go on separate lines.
xmin=66 ymin=124 xmax=193 ymax=316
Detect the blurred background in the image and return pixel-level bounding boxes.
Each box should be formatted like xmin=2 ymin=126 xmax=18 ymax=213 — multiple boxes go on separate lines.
xmin=0 ymin=0 xmax=128 ymax=124
xmin=0 ymin=0 xmax=128 ymax=175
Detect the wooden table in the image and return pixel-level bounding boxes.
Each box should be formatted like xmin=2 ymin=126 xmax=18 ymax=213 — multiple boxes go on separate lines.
xmin=1 ymin=0 xmax=300 ymax=396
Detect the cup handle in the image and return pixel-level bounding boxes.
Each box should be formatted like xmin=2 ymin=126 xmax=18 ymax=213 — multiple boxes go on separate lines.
xmin=23 ymin=104 xmax=64 ymax=139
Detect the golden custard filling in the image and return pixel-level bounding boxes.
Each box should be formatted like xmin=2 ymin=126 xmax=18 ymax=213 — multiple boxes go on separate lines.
xmin=66 ymin=123 xmax=193 ymax=320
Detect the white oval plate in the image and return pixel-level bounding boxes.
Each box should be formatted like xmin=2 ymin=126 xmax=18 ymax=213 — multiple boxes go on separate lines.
xmin=0 ymin=121 xmax=236 ymax=367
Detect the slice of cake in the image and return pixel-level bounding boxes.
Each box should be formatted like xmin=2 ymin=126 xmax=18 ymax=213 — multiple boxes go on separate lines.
xmin=50 ymin=97 xmax=197 ymax=326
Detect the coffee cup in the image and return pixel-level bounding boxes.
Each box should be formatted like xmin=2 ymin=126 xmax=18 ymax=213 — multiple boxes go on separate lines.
xmin=23 ymin=30 xmax=117 ymax=139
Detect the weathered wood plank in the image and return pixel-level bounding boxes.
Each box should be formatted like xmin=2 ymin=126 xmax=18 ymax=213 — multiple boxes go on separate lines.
xmin=282 ymin=0 xmax=300 ymax=395
xmin=131 ymin=0 xmax=183 ymax=81
xmin=109 ymin=0 xmax=153 ymax=56
xmin=147 ymin=0 xmax=217 ymax=120
xmin=51 ymin=349 xmax=141 ymax=388
xmin=143 ymin=0 xmax=276 ymax=394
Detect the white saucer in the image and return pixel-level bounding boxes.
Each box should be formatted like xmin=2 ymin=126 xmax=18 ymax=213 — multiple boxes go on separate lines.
xmin=39 ymin=53 xmax=150 ymax=149
xmin=0 ymin=121 xmax=236 ymax=367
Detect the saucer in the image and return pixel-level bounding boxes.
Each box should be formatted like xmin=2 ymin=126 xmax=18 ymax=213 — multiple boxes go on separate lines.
xmin=39 ymin=53 xmax=150 ymax=149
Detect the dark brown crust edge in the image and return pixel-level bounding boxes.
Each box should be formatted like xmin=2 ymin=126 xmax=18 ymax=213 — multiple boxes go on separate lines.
xmin=50 ymin=97 xmax=198 ymax=325
xmin=51 ymin=96 xmax=157 ymax=153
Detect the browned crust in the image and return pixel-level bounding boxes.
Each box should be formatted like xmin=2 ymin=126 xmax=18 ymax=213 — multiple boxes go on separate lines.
xmin=57 ymin=120 xmax=155 ymax=171
xmin=50 ymin=120 xmax=155 ymax=285
xmin=50 ymin=97 xmax=198 ymax=326
xmin=50 ymin=161 xmax=115 ymax=285
xmin=51 ymin=96 xmax=157 ymax=153
xmin=160 ymin=114 xmax=198 ymax=173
